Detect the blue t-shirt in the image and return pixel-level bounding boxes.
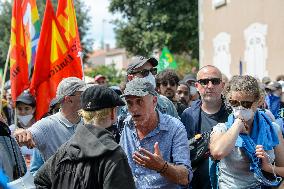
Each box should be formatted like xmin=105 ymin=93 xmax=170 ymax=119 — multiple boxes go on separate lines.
xmin=120 ymin=111 xmax=192 ymax=189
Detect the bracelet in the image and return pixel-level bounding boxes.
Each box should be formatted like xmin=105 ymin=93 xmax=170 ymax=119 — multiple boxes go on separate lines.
xmin=160 ymin=162 xmax=168 ymax=174
xmin=157 ymin=161 xmax=168 ymax=174
xmin=236 ymin=118 xmax=248 ymax=129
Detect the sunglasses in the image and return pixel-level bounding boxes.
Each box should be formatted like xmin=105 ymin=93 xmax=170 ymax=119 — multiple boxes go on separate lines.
xmin=197 ymin=78 xmax=221 ymax=86
xmin=229 ymin=99 xmax=254 ymax=109
xmin=161 ymin=80 xmax=176 ymax=87
xmin=131 ymin=68 xmax=157 ymax=77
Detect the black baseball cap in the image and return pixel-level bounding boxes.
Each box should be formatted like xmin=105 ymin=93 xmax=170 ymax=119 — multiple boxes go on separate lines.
xmin=81 ymin=85 xmax=125 ymax=111
xmin=16 ymin=90 xmax=36 ymax=106
xmin=127 ymin=56 xmax=158 ymax=74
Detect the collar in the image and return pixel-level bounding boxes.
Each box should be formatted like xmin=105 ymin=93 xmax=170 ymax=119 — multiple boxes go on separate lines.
xmin=55 ymin=112 xmax=83 ymax=128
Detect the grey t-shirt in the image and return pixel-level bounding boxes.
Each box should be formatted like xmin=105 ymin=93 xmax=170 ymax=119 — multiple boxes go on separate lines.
xmin=212 ymin=123 xmax=279 ymax=189
xmin=28 ymin=112 xmax=83 ymax=161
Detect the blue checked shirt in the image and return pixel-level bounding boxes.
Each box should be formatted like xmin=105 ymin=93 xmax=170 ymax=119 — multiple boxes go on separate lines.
xmin=120 ymin=111 xmax=192 ymax=189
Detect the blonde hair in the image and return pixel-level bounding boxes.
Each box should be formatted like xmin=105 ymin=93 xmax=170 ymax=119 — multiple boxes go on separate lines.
xmin=79 ymin=108 xmax=113 ymax=124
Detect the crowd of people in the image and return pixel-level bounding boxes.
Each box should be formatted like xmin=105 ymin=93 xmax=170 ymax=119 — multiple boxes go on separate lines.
xmin=0 ymin=56 xmax=284 ymax=189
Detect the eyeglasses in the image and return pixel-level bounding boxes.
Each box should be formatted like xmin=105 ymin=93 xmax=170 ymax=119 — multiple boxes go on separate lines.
xmin=131 ymin=67 xmax=157 ymax=77
xmin=229 ymin=99 xmax=254 ymax=109
xmin=161 ymin=80 xmax=176 ymax=87
xmin=197 ymin=78 xmax=221 ymax=86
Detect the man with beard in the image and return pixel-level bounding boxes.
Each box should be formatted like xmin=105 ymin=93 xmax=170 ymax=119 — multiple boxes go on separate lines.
xmin=120 ymin=78 xmax=192 ymax=188
xmin=176 ymin=81 xmax=191 ymax=107
xmin=180 ymin=65 xmax=231 ymax=189
xmin=156 ymin=69 xmax=187 ymax=116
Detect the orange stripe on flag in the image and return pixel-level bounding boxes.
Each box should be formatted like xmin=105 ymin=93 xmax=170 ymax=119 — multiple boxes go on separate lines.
xmin=9 ymin=0 xmax=30 ymax=103
xmin=30 ymin=0 xmax=83 ymax=120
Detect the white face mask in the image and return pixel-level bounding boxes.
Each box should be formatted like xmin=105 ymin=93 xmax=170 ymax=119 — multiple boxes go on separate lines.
xmin=18 ymin=114 xmax=33 ymax=127
xmin=143 ymin=72 xmax=156 ymax=88
xmin=190 ymin=86 xmax=197 ymax=96
xmin=232 ymin=106 xmax=254 ymax=121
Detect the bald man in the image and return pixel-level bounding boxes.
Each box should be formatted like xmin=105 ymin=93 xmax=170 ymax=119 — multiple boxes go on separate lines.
xmin=181 ymin=65 xmax=231 ymax=189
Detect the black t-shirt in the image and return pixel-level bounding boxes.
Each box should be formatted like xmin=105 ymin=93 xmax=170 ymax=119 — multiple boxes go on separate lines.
xmin=191 ymin=103 xmax=230 ymax=189
xmin=200 ymin=104 xmax=229 ymax=133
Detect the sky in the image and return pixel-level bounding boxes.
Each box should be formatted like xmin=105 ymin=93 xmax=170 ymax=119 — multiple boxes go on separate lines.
xmin=84 ymin=0 xmax=120 ymax=50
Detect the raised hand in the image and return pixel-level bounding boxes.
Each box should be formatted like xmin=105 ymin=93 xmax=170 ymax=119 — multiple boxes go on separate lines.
xmin=132 ymin=142 xmax=165 ymax=172
xmin=255 ymin=145 xmax=271 ymax=172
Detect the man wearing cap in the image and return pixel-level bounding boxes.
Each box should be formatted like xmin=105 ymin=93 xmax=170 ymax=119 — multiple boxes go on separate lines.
xmin=94 ymin=74 xmax=107 ymax=86
xmin=14 ymin=77 xmax=87 ymax=161
xmin=34 ymin=86 xmax=135 ymax=189
xmin=9 ymin=90 xmax=36 ymax=168
xmin=120 ymin=78 xmax=192 ymax=188
xmin=183 ymin=74 xmax=200 ymax=102
xmin=126 ymin=56 xmax=179 ymax=118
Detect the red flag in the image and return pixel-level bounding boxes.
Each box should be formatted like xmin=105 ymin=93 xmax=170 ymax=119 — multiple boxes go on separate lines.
xmin=30 ymin=0 xmax=83 ymax=120
xmin=10 ymin=0 xmax=30 ymax=103
xmin=57 ymin=0 xmax=82 ymax=69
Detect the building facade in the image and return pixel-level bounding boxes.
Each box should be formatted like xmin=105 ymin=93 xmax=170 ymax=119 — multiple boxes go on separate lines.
xmin=199 ymin=0 xmax=284 ymax=80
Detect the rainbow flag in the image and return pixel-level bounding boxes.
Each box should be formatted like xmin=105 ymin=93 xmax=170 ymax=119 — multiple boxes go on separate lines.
xmin=22 ymin=0 xmax=40 ymax=79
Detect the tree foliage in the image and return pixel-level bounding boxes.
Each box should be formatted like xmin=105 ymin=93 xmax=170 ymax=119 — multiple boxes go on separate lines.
xmin=109 ymin=0 xmax=198 ymax=58
xmin=84 ymin=64 xmax=125 ymax=86
xmin=0 ymin=0 xmax=93 ymax=76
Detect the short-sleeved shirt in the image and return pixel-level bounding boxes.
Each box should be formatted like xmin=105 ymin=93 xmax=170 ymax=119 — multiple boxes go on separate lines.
xmin=211 ymin=123 xmax=280 ymax=189
xmin=120 ymin=111 xmax=192 ymax=189
xmin=28 ymin=112 xmax=83 ymax=161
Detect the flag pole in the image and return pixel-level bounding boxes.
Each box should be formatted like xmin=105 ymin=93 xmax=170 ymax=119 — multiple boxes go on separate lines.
xmin=0 ymin=45 xmax=11 ymax=112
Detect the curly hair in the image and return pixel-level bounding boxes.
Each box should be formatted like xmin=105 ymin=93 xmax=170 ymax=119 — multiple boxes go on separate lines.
xmin=155 ymin=69 xmax=180 ymax=87
xmin=223 ymin=75 xmax=260 ymax=103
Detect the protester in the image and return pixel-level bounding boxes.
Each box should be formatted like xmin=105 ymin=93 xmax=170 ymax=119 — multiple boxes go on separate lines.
xmin=258 ymin=84 xmax=275 ymax=121
xmin=182 ymin=74 xmax=199 ymax=102
xmin=210 ymin=75 xmax=284 ymax=188
xmin=10 ymin=90 xmax=36 ymax=131
xmin=181 ymin=65 xmax=231 ymax=189
xmin=120 ymin=78 xmax=192 ymax=188
xmin=34 ymin=85 xmax=135 ymax=188
xmin=126 ymin=56 xmax=179 ymax=118
xmin=9 ymin=90 xmax=36 ymax=168
xmin=156 ymin=69 xmax=187 ymax=116
xmin=94 ymin=74 xmax=107 ymax=86
xmin=14 ymin=77 xmax=87 ymax=161
xmin=176 ymin=80 xmax=191 ymax=107
xmin=265 ymin=81 xmax=282 ymax=118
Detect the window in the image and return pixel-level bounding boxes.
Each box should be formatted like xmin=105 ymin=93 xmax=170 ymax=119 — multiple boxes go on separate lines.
xmin=213 ymin=32 xmax=231 ymax=78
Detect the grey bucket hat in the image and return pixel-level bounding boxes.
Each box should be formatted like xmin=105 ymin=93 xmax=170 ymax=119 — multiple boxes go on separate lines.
xmin=121 ymin=78 xmax=158 ymax=98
